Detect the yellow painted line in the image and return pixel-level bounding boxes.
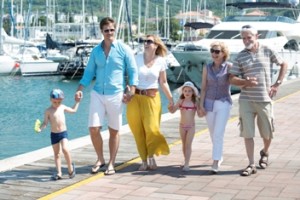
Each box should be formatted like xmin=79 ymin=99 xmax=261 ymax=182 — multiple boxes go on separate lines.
xmin=40 ymin=89 xmax=300 ymax=199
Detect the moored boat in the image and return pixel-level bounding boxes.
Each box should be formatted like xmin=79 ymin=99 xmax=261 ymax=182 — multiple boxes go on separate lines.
xmin=172 ymin=1 xmax=300 ymax=92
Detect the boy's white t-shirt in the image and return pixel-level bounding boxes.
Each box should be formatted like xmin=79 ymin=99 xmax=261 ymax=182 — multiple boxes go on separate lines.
xmin=135 ymin=53 xmax=168 ymax=89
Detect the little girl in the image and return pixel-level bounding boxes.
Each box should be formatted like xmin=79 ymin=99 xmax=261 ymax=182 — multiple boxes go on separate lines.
xmin=169 ymin=81 xmax=199 ymax=171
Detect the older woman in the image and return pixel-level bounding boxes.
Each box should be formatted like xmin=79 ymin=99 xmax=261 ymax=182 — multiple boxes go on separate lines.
xmin=198 ymin=41 xmax=232 ymax=174
xmin=126 ymin=35 xmax=174 ymax=171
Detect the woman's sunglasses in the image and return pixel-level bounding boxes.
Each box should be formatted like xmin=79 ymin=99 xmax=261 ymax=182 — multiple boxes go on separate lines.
xmin=144 ymin=39 xmax=155 ymax=45
xmin=210 ymin=49 xmax=221 ymax=54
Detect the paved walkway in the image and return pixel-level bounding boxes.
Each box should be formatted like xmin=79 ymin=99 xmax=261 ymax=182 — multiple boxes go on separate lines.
xmin=0 ymin=79 xmax=299 ymax=200
xmin=40 ymin=79 xmax=300 ymax=200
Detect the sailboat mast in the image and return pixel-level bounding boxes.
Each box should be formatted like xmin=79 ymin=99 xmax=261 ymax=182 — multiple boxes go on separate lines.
xmin=0 ymin=0 xmax=4 ymax=55
xmin=82 ymin=0 xmax=85 ymax=40
xmin=109 ymin=0 xmax=112 ymax=17
xmin=164 ymin=0 xmax=167 ymax=38
xmin=138 ymin=0 xmax=141 ymax=36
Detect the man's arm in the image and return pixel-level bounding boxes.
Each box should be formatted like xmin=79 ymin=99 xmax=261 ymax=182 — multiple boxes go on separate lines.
xmin=229 ymin=74 xmax=258 ymax=88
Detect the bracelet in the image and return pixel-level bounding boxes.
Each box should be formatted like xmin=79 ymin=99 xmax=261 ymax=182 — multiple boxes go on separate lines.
xmin=127 ymin=91 xmax=134 ymax=97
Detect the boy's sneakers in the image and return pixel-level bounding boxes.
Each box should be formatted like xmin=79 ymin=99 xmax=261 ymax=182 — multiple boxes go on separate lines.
xmin=69 ymin=163 xmax=76 ymax=179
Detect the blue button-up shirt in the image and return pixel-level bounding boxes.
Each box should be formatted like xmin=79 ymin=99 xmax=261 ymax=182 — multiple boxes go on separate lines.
xmin=80 ymin=40 xmax=138 ymax=95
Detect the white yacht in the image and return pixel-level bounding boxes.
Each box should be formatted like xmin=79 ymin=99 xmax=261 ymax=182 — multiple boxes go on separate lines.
xmin=172 ymin=1 xmax=300 ymax=91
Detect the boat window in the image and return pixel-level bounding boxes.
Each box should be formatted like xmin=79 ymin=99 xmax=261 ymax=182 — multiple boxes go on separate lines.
xmin=284 ymin=39 xmax=299 ymax=51
xmin=206 ymin=30 xmax=241 ymax=39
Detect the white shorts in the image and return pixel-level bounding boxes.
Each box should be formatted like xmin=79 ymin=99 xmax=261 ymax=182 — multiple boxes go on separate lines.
xmin=88 ymin=90 xmax=123 ymax=131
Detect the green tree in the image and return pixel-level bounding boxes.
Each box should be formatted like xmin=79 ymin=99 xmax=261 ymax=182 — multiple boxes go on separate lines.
xmin=38 ymin=16 xmax=47 ymax=26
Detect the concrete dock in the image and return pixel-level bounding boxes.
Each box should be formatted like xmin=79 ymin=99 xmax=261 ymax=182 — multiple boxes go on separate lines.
xmin=1 ymin=78 xmax=300 ymax=200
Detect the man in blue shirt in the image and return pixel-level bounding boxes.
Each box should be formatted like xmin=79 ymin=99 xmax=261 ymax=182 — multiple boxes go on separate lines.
xmin=75 ymin=17 xmax=138 ymax=175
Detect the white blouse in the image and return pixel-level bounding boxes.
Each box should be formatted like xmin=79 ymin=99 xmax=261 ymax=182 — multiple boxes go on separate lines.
xmin=135 ymin=53 xmax=167 ymax=89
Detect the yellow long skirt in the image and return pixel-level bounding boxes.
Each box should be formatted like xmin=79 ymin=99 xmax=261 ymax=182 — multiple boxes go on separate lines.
xmin=126 ymin=93 xmax=170 ymax=161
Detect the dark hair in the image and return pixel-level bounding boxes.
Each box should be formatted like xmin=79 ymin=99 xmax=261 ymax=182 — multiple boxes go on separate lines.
xmin=99 ymin=17 xmax=115 ymax=30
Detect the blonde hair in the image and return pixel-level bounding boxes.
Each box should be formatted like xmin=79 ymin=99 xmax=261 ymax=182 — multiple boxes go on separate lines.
xmin=210 ymin=41 xmax=230 ymax=61
xmin=146 ymin=34 xmax=168 ymax=57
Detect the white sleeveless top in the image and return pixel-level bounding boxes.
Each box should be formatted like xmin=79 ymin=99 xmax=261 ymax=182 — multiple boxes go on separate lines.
xmin=135 ymin=53 xmax=167 ymax=89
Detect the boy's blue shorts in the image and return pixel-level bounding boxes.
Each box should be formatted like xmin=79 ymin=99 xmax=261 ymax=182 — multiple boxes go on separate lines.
xmin=51 ymin=131 xmax=68 ymax=145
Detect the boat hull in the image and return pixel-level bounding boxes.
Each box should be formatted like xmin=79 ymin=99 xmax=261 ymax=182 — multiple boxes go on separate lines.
xmin=0 ymin=55 xmax=18 ymax=75
xmin=19 ymin=61 xmax=60 ymax=76
xmin=172 ymin=49 xmax=300 ymax=93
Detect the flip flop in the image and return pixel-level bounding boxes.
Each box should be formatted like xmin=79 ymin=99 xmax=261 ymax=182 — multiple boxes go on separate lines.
xmin=51 ymin=174 xmax=62 ymax=181
xmin=104 ymin=169 xmax=116 ymax=175
xmin=91 ymin=163 xmax=105 ymax=174
xmin=69 ymin=163 xmax=76 ymax=179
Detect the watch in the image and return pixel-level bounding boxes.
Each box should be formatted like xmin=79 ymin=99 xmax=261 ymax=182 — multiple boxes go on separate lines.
xmin=276 ymin=80 xmax=282 ymax=85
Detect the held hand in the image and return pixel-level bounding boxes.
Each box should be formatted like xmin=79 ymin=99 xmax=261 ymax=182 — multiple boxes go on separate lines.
xmin=244 ymin=76 xmax=258 ymax=87
xmin=122 ymin=85 xmax=134 ymax=104
xmin=168 ymin=104 xmax=174 ymax=113
xmin=75 ymin=91 xmax=83 ymax=102
xmin=197 ymin=107 xmax=206 ymax=118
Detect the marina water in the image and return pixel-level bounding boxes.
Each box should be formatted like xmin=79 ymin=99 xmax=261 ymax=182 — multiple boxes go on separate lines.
xmin=0 ymin=75 xmax=181 ymax=160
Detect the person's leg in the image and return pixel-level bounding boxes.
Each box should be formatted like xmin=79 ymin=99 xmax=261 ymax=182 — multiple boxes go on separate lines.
xmin=183 ymin=125 xmax=195 ymax=171
xmin=106 ymin=127 xmax=119 ymax=172
xmin=179 ymin=126 xmax=186 ymax=167
xmin=88 ymin=91 xmax=106 ymax=172
xmin=239 ymin=100 xmax=257 ymax=176
xmin=256 ymin=102 xmax=274 ymax=168
xmin=105 ymin=92 xmax=123 ymax=174
xmin=211 ymin=101 xmax=231 ymax=169
xmin=127 ymin=95 xmax=148 ymax=170
xmin=52 ymin=143 xmax=61 ymax=177
xmin=142 ymin=94 xmax=169 ymax=170
xmin=61 ymin=138 xmax=73 ymax=174
xmin=244 ymin=138 xmax=255 ymax=165
xmin=205 ymin=110 xmax=217 ymax=169
xmin=90 ymin=127 xmax=105 ymax=166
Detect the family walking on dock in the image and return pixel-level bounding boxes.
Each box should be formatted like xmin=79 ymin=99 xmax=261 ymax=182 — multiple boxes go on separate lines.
xmin=37 ymin=17 xmax=287 ymax=180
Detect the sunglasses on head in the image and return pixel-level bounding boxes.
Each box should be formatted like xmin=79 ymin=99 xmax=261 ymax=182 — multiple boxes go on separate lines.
xmin=242 ymin=25 xmax=252 ymax=29
xmin=103 ymin=29 xmax=115 ymax=33
xmin=210 ymin=49 xmax=221 ymax=54
xmin=144 ymin=39 xmax=155 ymax=45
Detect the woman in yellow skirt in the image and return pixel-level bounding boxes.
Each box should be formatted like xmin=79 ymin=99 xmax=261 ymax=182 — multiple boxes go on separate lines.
xmin=125 ymin=35 xmax=174 ymax=171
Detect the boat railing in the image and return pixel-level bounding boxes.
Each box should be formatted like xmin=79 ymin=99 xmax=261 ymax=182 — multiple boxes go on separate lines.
xmin=223 ymin=15 xmax=296 ymax=23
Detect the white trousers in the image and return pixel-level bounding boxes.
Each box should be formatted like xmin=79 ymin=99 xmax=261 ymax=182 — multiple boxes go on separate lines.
xmin=205 ymin=100 xmax=231 ymax=161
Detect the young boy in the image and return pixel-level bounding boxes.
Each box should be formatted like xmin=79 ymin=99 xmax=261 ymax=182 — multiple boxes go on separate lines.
xmin=37 ymin=89 xmax=80 ymax=180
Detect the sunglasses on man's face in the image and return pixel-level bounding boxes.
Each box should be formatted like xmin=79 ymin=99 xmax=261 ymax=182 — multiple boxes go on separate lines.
xmin=103 ymin=29 xmax=115 ymax=33
xmin=144 ymin=39 xmax=155 ymax=45
xmin=210 ymin=49 xmax=221 ymax=54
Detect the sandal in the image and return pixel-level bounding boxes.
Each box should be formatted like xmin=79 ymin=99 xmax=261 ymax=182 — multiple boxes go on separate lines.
xmin=69 ymin=163 xmax=76 ymax=179
xmin=51 ymin=173 xmax=62 ymax=181
xmin=240 ymin=165 xmax=257 ymax=176
xmin=104 ymin=168 xmax=116 ymax=175
xmin=91 ymin=163 xmax=105 ymax=174
xmin=259 ymin=150 xmax=269 ymax=169
xmin=148 ymin=157 xmax=157 ymax=170
xmin=138 ymin=161 xmax=148 ymax=171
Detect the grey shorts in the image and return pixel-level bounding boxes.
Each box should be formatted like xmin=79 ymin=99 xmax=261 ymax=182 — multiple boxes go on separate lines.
xmin=239 ymin=100 xmax=274 ymax=139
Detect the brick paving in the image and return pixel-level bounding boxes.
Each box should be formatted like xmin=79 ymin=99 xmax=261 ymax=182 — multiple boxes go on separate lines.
xmin=39 ymin=80 xmax=300 ymax=200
